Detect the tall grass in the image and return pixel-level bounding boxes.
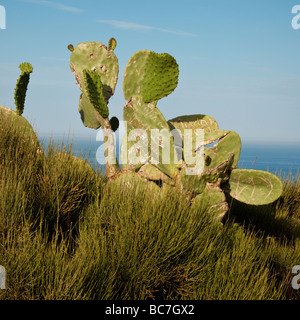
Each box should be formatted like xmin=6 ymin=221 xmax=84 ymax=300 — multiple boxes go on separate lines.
xmin=0 ymin=116 xmax=299 ymax=300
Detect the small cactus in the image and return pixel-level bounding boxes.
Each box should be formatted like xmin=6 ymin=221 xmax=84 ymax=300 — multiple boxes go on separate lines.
xmin=2 ymin=63 xmax=39 ymax=149
xmin=14 ymin=62 xmax=33 ymax=116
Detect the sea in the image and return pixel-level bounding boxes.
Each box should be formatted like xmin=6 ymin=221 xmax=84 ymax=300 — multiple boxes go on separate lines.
xmin=39 ymin=136 xmax=300 ymax=180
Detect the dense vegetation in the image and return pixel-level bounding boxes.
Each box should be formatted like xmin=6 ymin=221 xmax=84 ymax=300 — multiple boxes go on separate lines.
xmin=0 ymin=115 xmax=299 ymax=300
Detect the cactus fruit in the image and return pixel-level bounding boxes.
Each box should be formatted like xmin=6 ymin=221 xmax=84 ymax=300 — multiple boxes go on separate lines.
xmin=108 ymin=37 xmax=117 ymax=51
xmin=109 ymin=116 xmax=119 ymax=132
xmin=14 ymin=62 xmax=33 ymax=116
xmin=223 ymin=169 xmax=283 ymax=205
xmin=67 ymin=44 xmax=74 ymax=52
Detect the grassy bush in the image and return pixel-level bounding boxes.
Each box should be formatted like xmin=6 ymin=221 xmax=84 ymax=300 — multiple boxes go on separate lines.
xmin=0 ymin=116 xmax=300 ymax=300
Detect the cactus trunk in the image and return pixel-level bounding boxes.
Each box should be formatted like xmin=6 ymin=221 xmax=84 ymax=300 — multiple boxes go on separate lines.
xmin=98 ymin=116 xmax=121 ymax=178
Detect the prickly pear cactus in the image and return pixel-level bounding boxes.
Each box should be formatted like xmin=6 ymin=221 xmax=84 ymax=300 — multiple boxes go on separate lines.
xmin=68 ymin=37 xmax=283 ymax=220
xmin=78 ymin=93 xmax=100 ymax=129
xmin=108 ymin=37 xmax=117 ymax=51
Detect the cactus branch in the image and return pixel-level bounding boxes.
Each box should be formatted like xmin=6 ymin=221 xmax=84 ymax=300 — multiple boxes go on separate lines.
xmin=97 ymin=115 xmax=121 ymax=178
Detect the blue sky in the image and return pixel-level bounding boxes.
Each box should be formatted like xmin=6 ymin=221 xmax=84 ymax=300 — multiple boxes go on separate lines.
xmin=0 ymin=0 xmax=300 ymax=144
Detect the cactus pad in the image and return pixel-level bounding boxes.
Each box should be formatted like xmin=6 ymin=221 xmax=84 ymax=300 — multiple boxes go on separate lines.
xmin=83 ymin=69 xmax=109 ymax=118
xmin=70 ymin=41 xmax=119 ymax=103
xmin=192 ymin=186 xmax=228 ymax=221
xmin=78 ymin=93 xmax=101 ymax=129
xmin=121 ymin=95 xmax=177 ymax=177
xmin=19 ymin=62 xmax=33 ymax=74
xmin=138 ymin=163 xmax=175 ymax=185
xmin=107 ymin=171 xmax=161 ymax=198
xmin=203 ymin=131 xmax=241 ymax=170
xmin=224 ymin=169 xmax=283 ymax=205
xmin=167 ymin=114 xmax=222 ymax=149
xmin=123 ymin=50 xmax=179 ymax=103
xmin=180 ymin=166 xmax=207 ymax=194
xmin=141 ymin=52 xmax=179 ymax=103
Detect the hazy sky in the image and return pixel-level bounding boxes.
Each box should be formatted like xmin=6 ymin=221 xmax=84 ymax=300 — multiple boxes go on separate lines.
xmin=0 ymin=0 xmax=300 ymax=144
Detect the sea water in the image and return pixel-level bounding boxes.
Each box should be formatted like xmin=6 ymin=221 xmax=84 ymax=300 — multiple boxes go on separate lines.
xmin=238 ymin=143 xmax=300 ymax=178
xmin=39 ymin=136 xmax=300 ymax=179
